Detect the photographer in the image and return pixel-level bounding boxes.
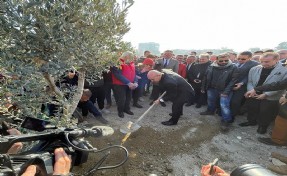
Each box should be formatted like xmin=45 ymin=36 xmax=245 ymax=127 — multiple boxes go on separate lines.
xmin=21 ymin=148 xmax=71 ymax=176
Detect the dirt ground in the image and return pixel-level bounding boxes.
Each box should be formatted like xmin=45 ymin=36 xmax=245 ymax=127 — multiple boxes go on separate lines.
xmin=73 ymin=95 xmax=287 ymax=176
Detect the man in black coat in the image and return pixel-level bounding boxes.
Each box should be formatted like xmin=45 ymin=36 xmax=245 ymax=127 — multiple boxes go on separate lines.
xmin=187 ymin=54 xmax=211 ymax=108
xmin=147 ymin=70 xmax=194 ymax=126
xmin=200 ymin=53 xmax=238 ymax=130
xmin=231 ymin=51 xmax=259 ymax=121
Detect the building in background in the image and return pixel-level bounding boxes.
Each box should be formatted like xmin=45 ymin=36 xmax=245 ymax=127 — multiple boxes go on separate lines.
xmin=138 ymin=42 xmax=160 ymax=56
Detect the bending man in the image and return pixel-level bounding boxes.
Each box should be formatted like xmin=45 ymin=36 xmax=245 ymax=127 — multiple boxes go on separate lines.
xmin=147 ymin=70 xmax=194 ymax=126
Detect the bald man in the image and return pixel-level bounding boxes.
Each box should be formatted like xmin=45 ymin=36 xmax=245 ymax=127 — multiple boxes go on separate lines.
xmin=147 ymin=70 xmax=194 ymax=126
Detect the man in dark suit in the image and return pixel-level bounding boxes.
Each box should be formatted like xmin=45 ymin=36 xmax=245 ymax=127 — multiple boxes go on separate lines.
xmin=157 ymin=50 xmax=179 ymax=73
xmin=147 ymin=70 xmax=194 ymax=126
xmin=185 ymin=55 xmax=197 ymax=106
xmin=231 ymin=51 xmax=259 ymax=121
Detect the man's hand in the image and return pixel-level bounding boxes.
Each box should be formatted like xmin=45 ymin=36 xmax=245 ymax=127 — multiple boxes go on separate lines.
xmin=21 ymin=165 xmax=37 ymax=176
xmin=128 ymin=82 xmax=134 ymax=89
xmin=53 ymin=148 xmax=71 ymax=175
xmin=245 ymin=89 xmax=257 ymax=98
xmin=21 ymin=148 xmax=71 ymax=176
xmin=254 ymin=93 xmax=267 ymax=100
xmin=7 ymin=128 xmax=23 ymax=154
xmin=279 ymin=96 xmax=287 ymax=105
xmin=220 ymin=94 xmax=228 ymax=97
xmin=233 ymin=83 xmax=242 ymax=90
xmin=201 ymin=164 xmax=229 ymax=176
xmin=153 ymin=100 xmax=160 ymax=105
xmin=128 ymin=83 xmax=138 ymax=90
xmin=201 ymin=90 xmax=205 ymax=93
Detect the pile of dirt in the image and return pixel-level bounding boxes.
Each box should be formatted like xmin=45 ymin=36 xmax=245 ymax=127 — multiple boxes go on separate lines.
xmin=73 ymin=96 xmax=287 ymax=176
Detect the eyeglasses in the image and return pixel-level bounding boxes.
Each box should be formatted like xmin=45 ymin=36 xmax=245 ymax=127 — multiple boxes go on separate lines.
xmin=218 ymin=60 xmax=229 ymax=63
xmin=237 ymin=58 xmax=247 ymax=60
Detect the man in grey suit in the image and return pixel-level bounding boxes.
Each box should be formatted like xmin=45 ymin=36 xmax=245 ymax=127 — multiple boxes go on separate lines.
xmin=231 ymin=51 xmax=259 ymax=121
xmin=157 ymin=50 xmax=179 ymax=73
xmin=241 ymin=52 xmax=287 ymax=134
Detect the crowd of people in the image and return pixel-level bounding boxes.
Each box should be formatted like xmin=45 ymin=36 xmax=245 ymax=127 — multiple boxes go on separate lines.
xmin=2 ymin=48 xmax=287 ymax=175
xmin=50 ymin=49 xmax=287 ymax=150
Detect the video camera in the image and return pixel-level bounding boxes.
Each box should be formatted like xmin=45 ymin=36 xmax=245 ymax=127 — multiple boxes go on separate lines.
xmin=0 ymin=117 xmax=128 ymax=176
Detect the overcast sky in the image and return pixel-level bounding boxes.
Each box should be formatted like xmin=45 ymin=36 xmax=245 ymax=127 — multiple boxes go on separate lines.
xmin=123 ymin=0 xmax=287 ymax=52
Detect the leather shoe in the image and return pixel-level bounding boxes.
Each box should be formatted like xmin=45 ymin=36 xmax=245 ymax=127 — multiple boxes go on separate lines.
xmin=185 ymin=103 xmax=194 ymax=107
xmin=133 ymin=103 xmax=143 ymax=108
xmin=257 ymin=126 xmax=267 ymax=134
xmin=118 ymin=112 xmax=124 ymax=118
xmin=258 ymin=137 xmax=287 ymax=146
xmin=200 ymin=111 xmax=214 ymax=115
xmin=124 ymin=110 xmax=134 ymax=115
xmin=220 ymin=121 xmax=230 ymax=132
xmin=195 ymin=104 xmax=201 ymax=108
xmin=161 ymin=121 xmax=177 ymax=126
xmin=238 ymin=121 xmax=257 ymax=127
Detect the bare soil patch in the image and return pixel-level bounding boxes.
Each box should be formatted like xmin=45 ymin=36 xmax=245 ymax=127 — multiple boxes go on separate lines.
xmin=73 ymin=95 xmax=287 ymax=176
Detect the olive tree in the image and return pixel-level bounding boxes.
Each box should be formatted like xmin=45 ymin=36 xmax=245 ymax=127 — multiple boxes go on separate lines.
xmin=0 ymin=0 xmax=134 ymax=124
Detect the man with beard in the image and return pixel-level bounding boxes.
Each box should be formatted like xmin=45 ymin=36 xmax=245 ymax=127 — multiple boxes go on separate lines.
xmin=147 ymin=70 xmax=194 ymax=126
xmin=200 ymin=53 xmax=238 ymax=131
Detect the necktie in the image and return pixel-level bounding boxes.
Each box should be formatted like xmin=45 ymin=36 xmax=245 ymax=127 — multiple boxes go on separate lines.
xmin=188 ymin=64 xmax=191 ymax=70
xmin=163 ymin=59 xmax=168 ymax=68
xmin=238 ymin=63 xmax=242 ymax=68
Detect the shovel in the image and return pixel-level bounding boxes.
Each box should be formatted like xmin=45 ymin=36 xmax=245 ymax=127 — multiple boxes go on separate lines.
xmin=120 ymin=91 xmax=167 ymax=134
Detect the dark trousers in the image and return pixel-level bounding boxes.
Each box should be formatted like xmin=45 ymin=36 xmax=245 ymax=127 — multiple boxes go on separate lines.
xmin=170 ymin=93 xmax=190 ymax=123
xmin=246 ymin=98 xmax=279 ymax=127
xmin=193 ymin=87 xmax=207 ymax=105
xmin=132 ymin=86 xmax=142 ymax=104
xmin=77 ymin=100 xmax=101 ymax=117
xmin=231 ymin=87 xmax=246 ymax=117
xmin=104 ymin=82 xmax=113 ymax=105
xmin=89 ymin=86 xmax=105 ymax=110
xmin=113 ymin=85 xmax=132 ymax=113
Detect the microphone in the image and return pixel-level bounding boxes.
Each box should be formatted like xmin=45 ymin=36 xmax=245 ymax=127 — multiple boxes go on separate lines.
xmin=68 ymin=126 xmax=114 ymax=138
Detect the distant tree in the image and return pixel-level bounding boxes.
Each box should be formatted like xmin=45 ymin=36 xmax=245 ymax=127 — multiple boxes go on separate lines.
xmin=0 ymin=0 xmax=134 ymax=124
xmin=249 ymin=47 xmax=261 ymax=53
xmin=276 ymin=42 xmax=287 ymax=50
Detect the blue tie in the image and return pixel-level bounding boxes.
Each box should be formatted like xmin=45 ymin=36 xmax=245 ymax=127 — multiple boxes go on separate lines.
xmin=164 ymin=59 xmax=168 ymax=68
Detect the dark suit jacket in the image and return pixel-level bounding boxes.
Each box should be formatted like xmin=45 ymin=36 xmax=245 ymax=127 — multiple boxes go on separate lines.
xmin=236 ymin=60 xmax=259 ymax=87
xmin=187 ymin=62 xmax=211 ymax=89
xmin=158 ymin=58 xmax=179 ymax=73
xmin=158 ymin=70 xmax=194 ymax=102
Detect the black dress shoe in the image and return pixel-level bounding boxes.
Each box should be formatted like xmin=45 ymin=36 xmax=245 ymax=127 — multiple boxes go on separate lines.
xmin=133 ymin=103 xmax=143 ymax=108
xmin=118 ymin=112 xmax=124 ymax=118
xmin=258 ymin=137 xmax=287 ymax=146
xmin=195 ymin=104 xmax=201 ymax=108
xmin=200 ymin=111 xmax=214 ymax=115
xmin=257 ymin=126 xmax=267 ymax=134
xmin=239 ymin=121 xmax=257 ymax=127
xmin=161 ymin=121 xmax=177 ymax=126
xmin=124 ymin=110 xmax=134 ymax=115
xmin=185 ymin=103 xmax=194 ymax=107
